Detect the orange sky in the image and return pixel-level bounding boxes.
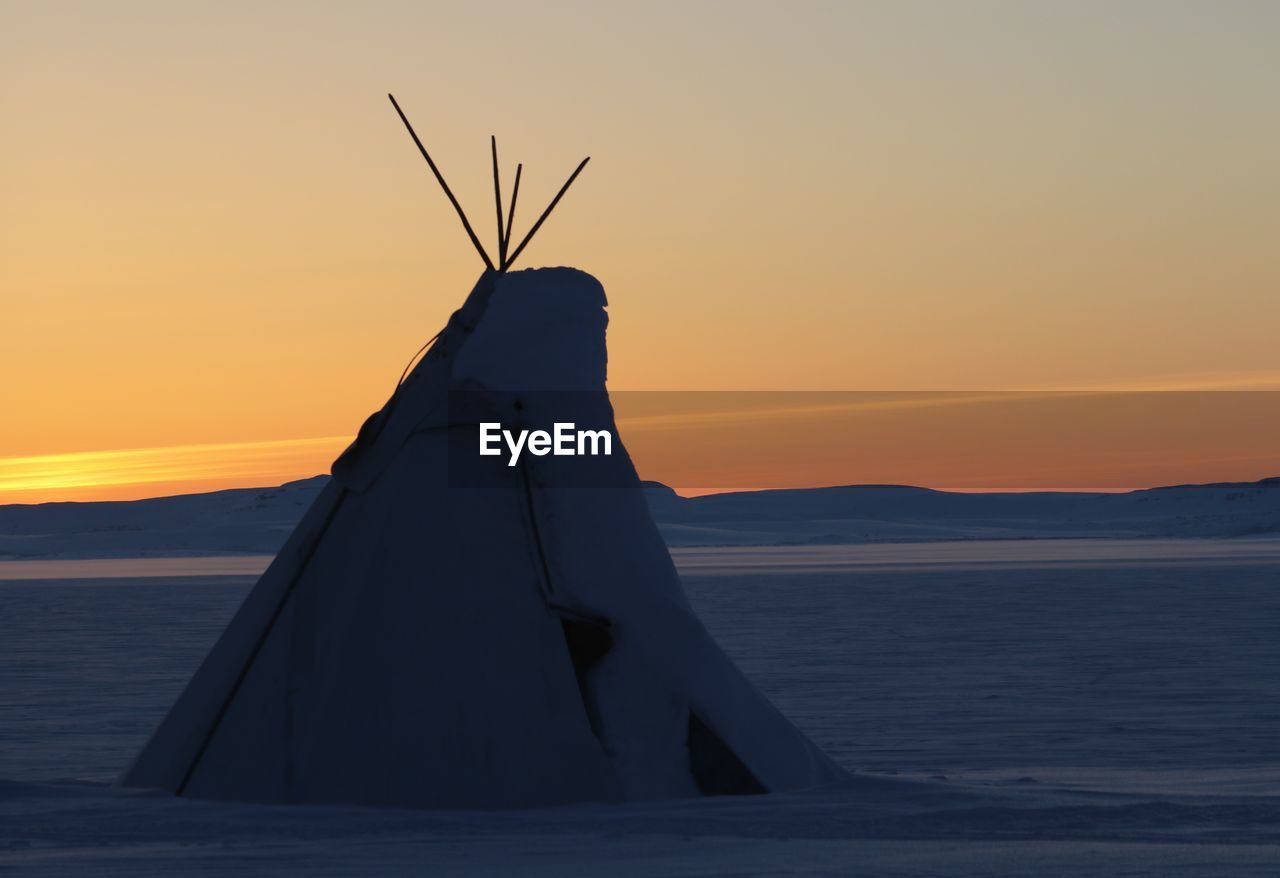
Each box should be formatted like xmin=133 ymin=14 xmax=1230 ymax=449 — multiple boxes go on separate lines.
xmin=3 ymin=2 xmax=1279 ymax=503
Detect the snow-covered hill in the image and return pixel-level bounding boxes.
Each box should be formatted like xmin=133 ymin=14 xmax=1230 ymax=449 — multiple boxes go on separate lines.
xmin=645 ymin=477 xmax=1280 ymax=545
xmin=1 ymin=476 xmax=1278 ymax=559
xmin=0 ymin=478 xmax=327 ymax=559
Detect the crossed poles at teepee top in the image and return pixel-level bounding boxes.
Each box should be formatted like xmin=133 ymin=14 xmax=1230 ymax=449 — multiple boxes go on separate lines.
xmin=388 ymin=94 xmax=590 ymax=273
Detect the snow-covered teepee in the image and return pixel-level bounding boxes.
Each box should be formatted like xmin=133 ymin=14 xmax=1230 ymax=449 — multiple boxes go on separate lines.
xmin=118 ymin=96 xmax=846 ymax=809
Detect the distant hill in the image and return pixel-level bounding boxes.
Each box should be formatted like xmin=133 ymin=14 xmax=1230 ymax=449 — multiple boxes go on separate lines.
xmin=0 ymin=477 xmax=328 ymax=560
xmin=1 ymin=476 xmax=1278 ymax=560
xmin=642 ymin=478 xmax=1280 ymax=546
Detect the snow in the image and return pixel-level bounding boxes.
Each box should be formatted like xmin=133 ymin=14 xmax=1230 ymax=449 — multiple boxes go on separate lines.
xmin=3 ymin=541 xmax=1279 ymax=874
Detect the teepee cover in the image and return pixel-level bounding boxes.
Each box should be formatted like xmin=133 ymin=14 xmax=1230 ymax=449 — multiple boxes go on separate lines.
xmin=118 ymin=101 xmax=846 ymax=808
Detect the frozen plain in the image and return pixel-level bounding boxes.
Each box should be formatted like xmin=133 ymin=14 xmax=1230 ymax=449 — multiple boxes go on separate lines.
xmin=3 ymin=539 xmax=1279 ymax=875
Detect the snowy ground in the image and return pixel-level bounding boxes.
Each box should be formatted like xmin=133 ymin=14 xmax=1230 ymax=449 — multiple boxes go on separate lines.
xmin=3 ymin=540 xmax=1279 ymax=875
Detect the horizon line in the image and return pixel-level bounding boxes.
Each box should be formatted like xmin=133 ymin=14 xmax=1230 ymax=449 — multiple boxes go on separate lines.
xmin=4 ymin=471 xmax=1277 ymax=508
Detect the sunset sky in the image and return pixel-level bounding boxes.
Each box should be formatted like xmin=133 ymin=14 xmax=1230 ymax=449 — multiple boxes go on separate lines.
xmin=3 ymin=1 xmax=1279 ymax=502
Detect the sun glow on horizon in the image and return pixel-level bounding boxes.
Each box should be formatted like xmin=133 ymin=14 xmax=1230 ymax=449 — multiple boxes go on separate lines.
xmin=3 ymin=389 xmax=1278 ymax=505
xmin=0 ymin=437 xmax=350 ymax=504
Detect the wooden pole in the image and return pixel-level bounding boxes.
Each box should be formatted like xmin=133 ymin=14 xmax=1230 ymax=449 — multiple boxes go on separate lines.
xmin=387 ymin=94 xmax=494 ymax=271
xmin=502 ymin=163 xmax=522 ymax=269
xmin=505 ymin=157 xmax=590 ymax=270
xmin=491 ymin=136 xmax=506 ymax=269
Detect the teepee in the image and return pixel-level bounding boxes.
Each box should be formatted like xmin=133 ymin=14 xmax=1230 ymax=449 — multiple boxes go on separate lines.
xmin=118 ymin=95 xmax=847 ymax=809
